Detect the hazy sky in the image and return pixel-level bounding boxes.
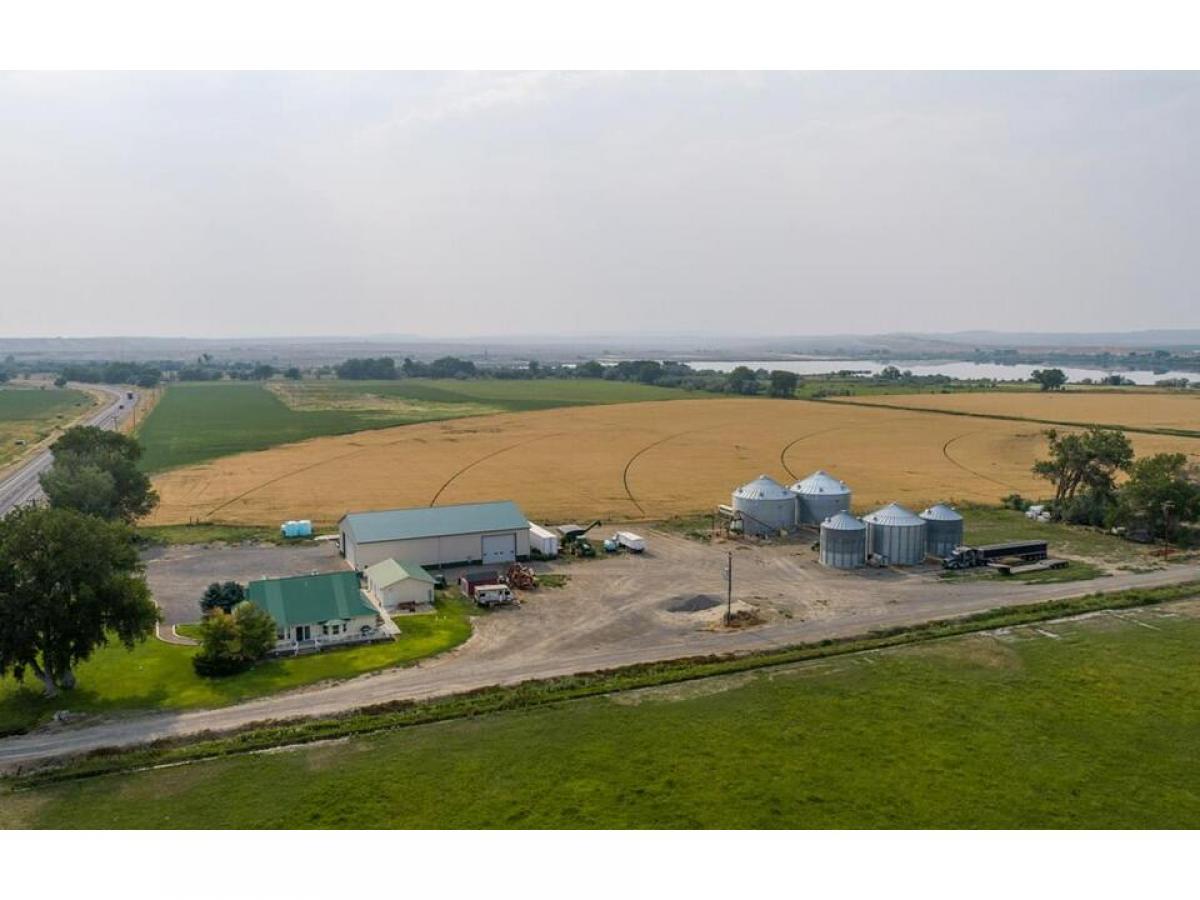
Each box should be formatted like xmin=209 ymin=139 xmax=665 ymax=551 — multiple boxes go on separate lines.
xmin=1 ymin=72 xmax=1196 ymax=339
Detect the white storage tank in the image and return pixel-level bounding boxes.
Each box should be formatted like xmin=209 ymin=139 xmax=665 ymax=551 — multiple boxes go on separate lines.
xmin=732 ymin=474 xmax=796 ymax=536
xmin=819 ymin=512 xmax=867 ymax=569
xmin=920 ymin=504 xmax=964 ymax=558
xmin=863 ymin=502 xmax=928 ymax=566
xmin=790 ymin=469 xmax=852 ymax=525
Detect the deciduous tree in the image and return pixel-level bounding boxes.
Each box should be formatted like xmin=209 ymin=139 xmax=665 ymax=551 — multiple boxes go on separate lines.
xmin=0 ymin=507 xmax=159 ymax=696
xmin=39 ymin=426 xmax=158 ymax=523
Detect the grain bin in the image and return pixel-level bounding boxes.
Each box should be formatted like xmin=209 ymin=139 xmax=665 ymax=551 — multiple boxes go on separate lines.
xmin=863 ymin=502 xmax=927 ymax=565
xmin=732 ymin=475 xmax=796 ymax=536
xmin=920 ymin=504 xmax=964 ymax=558
xmin=819 ymin=512 xmax=867 ymax=568
xmin=790 ymin=469 xmax=852 ymax=525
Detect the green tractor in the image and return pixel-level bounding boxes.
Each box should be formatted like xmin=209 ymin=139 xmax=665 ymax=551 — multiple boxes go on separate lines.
xmin=558 ymin=520 xmax=601 ymax=557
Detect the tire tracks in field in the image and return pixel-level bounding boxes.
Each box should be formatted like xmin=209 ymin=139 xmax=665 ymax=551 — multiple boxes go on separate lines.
xmin=205 ymin=427 xmax=559 ymax=519
xmin=427 ymin=433 xmax=563 ymax=507
xmin=778 ymin=427 xmax=845 ymax=481
xmin=621 ymin=422 xmax=742 ymax=516
xmin=205 ymin=443 xmax=388 ymax=519
xmin=940 ymin=432 xmax=1022 ymax=491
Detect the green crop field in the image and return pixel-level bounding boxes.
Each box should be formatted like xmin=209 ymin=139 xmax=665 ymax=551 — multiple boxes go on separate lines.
xmin=0 ymin=597 xmax=475 ymax=736
xmin=5 ymin=602 xmax=1198 ymax=828
xmin=0 ymin=386 xmax=94 ymax=467
xmin=137 ymin=379 xmax=692 ymax=471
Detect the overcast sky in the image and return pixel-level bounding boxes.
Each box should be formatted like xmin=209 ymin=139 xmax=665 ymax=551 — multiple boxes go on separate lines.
xmin=0 ymin=72 xmax=1196 ymax=339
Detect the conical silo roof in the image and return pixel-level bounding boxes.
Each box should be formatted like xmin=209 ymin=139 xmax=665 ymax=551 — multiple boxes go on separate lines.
xmin=733 ymin=474 xmax=793 ymax=501
xmin=920 ymin=503 xmax=963 ymax=522
xmin=790 ymin=469 xmax=851 ymax=496
xmin=863 ymin=502 xmax=924 ymax=526
xmin=822 ymin=511 xmax=866 ymax=531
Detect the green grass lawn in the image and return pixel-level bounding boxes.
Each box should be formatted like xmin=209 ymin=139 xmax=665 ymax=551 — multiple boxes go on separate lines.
xmin=0 ymin=386 xmax=94 ymax=467
xmin=5 ymin=603 xmax=1198 ymax=828
xmin=137 ymin=379 xmax=693 ymax=471
xmin=0 ymin=597 xmax=476 ymax=736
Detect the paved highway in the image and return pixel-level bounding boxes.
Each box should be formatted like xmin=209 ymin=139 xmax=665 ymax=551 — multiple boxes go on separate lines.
xmin=0 ymin=384 xmax=138 ymax=517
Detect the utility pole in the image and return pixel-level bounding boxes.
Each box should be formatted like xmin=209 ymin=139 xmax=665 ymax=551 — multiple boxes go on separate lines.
xmin=1162 ymin=500 xmax=1175 ymax=560
xmin=725 ymin=551 xmax=733 ymax=624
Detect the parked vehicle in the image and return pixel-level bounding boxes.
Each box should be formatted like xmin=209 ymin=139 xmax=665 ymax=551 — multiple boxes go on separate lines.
xmin=603 ymin=537 xmax=620 ymax=553
xmin=472 ymin=584 xmax=516 ymax=608
xmin=528 ymin=523 xmax=560 ymax=558
xmin=942 ymin=540 xmax=1049 ymax=570
xmin=615 ymin=531 xmax=646 ymax=553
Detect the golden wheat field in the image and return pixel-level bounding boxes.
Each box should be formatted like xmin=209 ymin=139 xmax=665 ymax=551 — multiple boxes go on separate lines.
xmin=146 ymin=397 xmax=1200 ymax=527
xmin=837 ymin=391 xmax=1200 ymax=431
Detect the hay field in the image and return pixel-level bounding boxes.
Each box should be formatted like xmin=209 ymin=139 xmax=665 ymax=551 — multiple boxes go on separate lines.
xmin=146 ymin=398 xmax=1200 ymax=527
xmin=834 ymin=391 xmax=1200 ymax=433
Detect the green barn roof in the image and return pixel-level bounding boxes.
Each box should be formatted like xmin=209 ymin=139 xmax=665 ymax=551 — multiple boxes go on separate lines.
xmin=364 ymin=558 xmax=435 ymax=587
xmin=247 ymin=570 xmax=376 ymax=628
xmin=339 ymin=501 xmax=528 ymax=544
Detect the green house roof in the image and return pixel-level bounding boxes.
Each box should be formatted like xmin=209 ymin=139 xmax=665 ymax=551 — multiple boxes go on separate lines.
xmin=247 ymin=571 xmax=376 ymax=629
xmin=340 ymin=500 xmax=528 ymax=544
xmin=364 ymin=558 xmax=436 ymax=587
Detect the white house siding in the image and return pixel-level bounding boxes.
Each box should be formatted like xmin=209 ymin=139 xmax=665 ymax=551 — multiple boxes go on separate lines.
xmin=346 ymin=529 xmax=530 ymax=570
xmin=273 ymin=613 xmax=379 ymax=651
xmin=373 ymin=578 xmax=434 ymax=610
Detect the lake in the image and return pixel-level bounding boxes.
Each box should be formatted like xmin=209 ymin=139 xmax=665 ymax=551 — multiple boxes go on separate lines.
xmin=681 ymin=359 xmax=1195 ymax=386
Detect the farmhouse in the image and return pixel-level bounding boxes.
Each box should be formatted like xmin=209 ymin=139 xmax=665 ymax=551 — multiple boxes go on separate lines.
xmin=339 ymin=500 xmax=530 ymax=570
xmin=364 ymin=558 xmax=436 ymax=611
xmin=247 ymin=570 xmax=383 ymax=652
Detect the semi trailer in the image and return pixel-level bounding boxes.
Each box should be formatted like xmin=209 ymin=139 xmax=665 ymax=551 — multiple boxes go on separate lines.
xmin=942 ymin=540 xmax=1048 ymax=570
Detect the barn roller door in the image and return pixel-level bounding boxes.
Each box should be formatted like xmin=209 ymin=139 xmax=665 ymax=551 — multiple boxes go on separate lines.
xmin=482 ymin=533 xmax=517 ymax=564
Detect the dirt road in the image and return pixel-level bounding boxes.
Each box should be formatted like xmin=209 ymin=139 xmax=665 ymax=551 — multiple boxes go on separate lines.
xmin=2 ymin=531 xmax=1197 ymax=772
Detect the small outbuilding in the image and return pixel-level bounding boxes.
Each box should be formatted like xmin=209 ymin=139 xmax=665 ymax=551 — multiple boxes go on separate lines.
xmin=364 ymin=558 xmax=436 ymax=611
xmin=339 ymin=500 xmax=531 ymax=570
xmin=247 ymin=570 xmax=383 ymax=652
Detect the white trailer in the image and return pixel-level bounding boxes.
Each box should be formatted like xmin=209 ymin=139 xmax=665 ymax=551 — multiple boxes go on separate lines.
xmin=528 ymin=523 xmax=560 ymax=558
xmin=615 ymin=531 xmax=646 ymax=553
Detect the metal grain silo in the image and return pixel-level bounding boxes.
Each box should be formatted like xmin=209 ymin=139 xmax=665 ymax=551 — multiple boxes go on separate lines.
xmin=732 ymin=475 xmax=796 ymax=536
xmin=790 ymin=469 xmax=852 ymax=525
xmin=920 ymin=503 xmax=964 ymax=558
xmin=819 ymin=512 xmax=867 ymax=568
xmin=863 ymin=502 xmax=928 ymax=565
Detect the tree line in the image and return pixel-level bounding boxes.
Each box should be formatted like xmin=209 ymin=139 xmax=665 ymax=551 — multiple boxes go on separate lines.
xmin=1031 ymin=426 xmax=1200 ymax=542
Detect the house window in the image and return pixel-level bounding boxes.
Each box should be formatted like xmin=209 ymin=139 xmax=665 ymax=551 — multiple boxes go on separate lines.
xmin=276 ymin=630 xmax=284 ymax=640
xmin=321 ymin=624 xmax=329 ymax=636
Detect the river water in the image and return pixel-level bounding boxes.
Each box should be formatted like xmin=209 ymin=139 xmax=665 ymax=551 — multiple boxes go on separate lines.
xmin=682 ymin=359 xmax=1195 ymax=386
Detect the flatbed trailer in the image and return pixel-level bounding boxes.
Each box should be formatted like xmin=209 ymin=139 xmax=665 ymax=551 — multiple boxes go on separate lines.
xmin=943 ymin=540 xmax=1049 ymax=569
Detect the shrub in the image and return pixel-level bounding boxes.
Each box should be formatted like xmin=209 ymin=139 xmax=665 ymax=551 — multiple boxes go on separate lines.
xmin=200 ymin=581 xmax=246 ymax=615
xmin=192 ymin=601 xmax=276 ymax=677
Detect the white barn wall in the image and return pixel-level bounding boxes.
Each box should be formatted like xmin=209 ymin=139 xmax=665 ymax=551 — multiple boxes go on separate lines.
xmin=345 ymin=529 xmax=530 ymax=570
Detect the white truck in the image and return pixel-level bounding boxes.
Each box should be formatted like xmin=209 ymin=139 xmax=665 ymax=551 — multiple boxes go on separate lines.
xmin=472 ymin=584 xmax=516 ymax=608
xmin=615 ymin=531 xmax=646 ymax=553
